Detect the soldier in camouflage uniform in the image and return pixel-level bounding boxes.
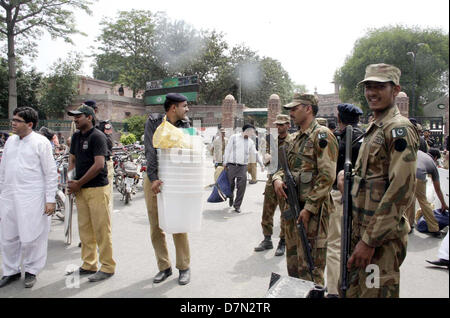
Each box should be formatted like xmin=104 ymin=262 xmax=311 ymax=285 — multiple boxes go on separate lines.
xmin=273 ymin=94 xmax=338 ymax=286
xmin=254 ymin=114 xmax=292 ymax=256
xmin=344 ymin=64 xmax=419 ymax=298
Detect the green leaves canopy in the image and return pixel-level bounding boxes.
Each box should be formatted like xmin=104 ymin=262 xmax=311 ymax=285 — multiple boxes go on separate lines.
xmin=92 ymin=10 xmax=295 ymax=107
xmin=335 ymin=25 xmax=449 ymax=115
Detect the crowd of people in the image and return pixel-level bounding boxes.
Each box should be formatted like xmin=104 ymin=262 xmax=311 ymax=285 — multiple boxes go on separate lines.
xmin=0 ymin=63 xmax=448 ymax=298
xmin=208 ymin=63 xmax=449 ymax=297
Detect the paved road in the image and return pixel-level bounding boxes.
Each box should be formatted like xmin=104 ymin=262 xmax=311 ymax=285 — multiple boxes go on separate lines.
xmin=0 ymin=159 xmax=448 ymax=298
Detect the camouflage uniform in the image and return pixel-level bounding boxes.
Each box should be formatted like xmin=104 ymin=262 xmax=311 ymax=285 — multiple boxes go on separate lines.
xmin=347 ymin=64 xmax=419 ymax=298
xmin=273 ymin=95 xmax=338 ymax=286
xmin=261 ymin=133 xmax=292 ymax=240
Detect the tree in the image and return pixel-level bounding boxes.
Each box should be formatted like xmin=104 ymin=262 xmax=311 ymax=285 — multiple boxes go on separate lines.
xmin=0 ymin=57 xmax=43 ymax=118
xmin=39 ymin=52 xmax=83 ymax=119
xmin=91 ymin=10 xmax=297 ymax=107
xmin=123 ymin=115 xmax=146 ymax=140
xmin=217 ymin=45 xmax=294 ymax=107
xmin=0 ymin=0 xmax=94 ymax=118
xmin=335 ymin=25 xmax=449 ymax=115
xmin=93 ymin=9 xmax=166 ymax=97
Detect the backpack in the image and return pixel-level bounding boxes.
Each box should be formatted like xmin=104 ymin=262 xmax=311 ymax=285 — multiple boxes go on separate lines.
xmin=416 ymin=208 xmax=449 ymax=233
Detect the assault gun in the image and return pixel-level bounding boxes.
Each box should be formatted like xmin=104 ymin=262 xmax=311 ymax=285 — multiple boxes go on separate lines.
xmin=279 ymin=145 xmax=315 ymax=282
xmin=339 ymin=125 xmax=353 ymax=298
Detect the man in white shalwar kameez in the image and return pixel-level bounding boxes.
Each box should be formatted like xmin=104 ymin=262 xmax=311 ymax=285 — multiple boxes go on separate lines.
xmin=0 ymin=107 xmax=58 ymax=289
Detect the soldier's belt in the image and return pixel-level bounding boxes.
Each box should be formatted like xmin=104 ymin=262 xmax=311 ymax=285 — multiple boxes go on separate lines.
xmin=352 ymin=206 xmax=375 ymax=217
xmin=351 ymin=175 xmax=389 ymax=197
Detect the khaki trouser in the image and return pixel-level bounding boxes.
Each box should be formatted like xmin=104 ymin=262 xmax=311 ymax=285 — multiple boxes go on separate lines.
xmin=326 ymin=189 xmax=342 ymax=295
xmin=247 ymin=163 xmax=257 ymax=182
xmin=406 ymin=179 xmax=439 ymax=232
xmin=107 ymin=159 xmax=114 ymax=213
xmin=214 ymin=166 xmax=224 ymax=183
xmin=143 ymin=175 xmax=190 ymax=271
xmin=75 ymin=185 xmax=115 ymax=274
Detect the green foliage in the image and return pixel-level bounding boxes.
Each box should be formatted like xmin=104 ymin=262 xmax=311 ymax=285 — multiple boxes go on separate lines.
xmin=39 ymin=52 xmax=83 ymax=119
xmin=0 ymin=58 xmax=44 ymax=118
xmin=0 ymin=0 xmax=95 ymax=117
xmin=94 ymin=10 xmax=166 ymax=97
xmin=335 ymin=25 xmax=449 ymax=115
xmin=123 ymin=115 xmax=147 ymax=140
xmin=120 ymin=133 xmax=136 ymax=145
xmin=92 ymin=10 xmax=296 ymax=106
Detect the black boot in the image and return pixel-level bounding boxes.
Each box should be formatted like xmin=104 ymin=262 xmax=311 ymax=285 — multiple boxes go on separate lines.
xmin=275 ymin=239 xmax=286 ymax=256
xmin=254 ymin=236 xmax=273 ymax=252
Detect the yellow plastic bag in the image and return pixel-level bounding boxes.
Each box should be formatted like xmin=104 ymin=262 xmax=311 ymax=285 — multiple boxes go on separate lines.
xmin=153 ymin=116 xmax=191 ymax=149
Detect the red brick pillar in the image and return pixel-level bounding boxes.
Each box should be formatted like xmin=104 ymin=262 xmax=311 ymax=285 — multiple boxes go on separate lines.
xmin=395 ymin=92 xmax=409 ymax=118
xmin=222 ymin=94 xmax=236 ymax=129
xmin=267 ymin=94 xmax=281 ymax=129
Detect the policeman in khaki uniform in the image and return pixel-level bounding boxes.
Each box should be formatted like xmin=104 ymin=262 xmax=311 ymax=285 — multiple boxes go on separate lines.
xmin=273 ymin=94 xmax=338 ymax=286
xmin=342 ymin=64 xmax=419 ymax=298
xmin=254 ymin=114 xmax=292 ymax=256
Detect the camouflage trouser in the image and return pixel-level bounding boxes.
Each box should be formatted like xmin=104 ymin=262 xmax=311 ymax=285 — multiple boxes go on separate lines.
xmin=345 ymin=232 xmax=408 ymax=298
xmin=261 ymin=180 xmax=286 ymax=239
xmin=284 ymin=206 xmax=329 ymax=287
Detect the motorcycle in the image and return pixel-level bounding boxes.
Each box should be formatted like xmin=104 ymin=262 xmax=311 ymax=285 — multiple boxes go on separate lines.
xmin=55 ymin=154 xmax=69 ymax=222
xmin=54 ymin=154 xmax=74 ymax=245
xmin=113 ymin=151 xmax=139 ymax=204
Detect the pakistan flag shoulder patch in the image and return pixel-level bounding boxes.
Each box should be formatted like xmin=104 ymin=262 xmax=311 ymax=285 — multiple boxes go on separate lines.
xmin=392 ymin=127 xmax=407 ymax=138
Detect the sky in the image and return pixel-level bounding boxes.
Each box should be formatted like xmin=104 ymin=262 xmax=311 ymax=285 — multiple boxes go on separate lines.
xmin=30 ymin=0 xmax=449 ymax=94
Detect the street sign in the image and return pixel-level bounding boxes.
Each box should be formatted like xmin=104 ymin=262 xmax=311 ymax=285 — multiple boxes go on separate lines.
xmin=144 ymin=75 xmax=199 ymax=105
xmin=146 ymin=75 xmax=198 ymax=91
xmin=144 ymin=92 xmax=198 ymax=105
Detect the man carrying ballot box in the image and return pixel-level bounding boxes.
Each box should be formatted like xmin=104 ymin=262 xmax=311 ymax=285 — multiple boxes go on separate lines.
xmin=143 ymin=93 xmax=192 ymax=285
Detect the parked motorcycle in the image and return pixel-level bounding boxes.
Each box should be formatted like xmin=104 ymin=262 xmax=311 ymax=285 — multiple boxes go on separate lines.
xmin=55 ymin=154 xmax=69 ymax=221
xmin=113 ymin=151 xmax=139 ymax=204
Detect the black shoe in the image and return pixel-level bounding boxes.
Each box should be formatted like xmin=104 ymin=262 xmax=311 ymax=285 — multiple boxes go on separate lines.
xmin=153 ymin=268 xmax=172 ymax=283
xmin=228 ymin=196 xmax=234 ymax=207
xmin=408 ymin=227 xmax=414 ymax=234
xmin=429 ymin=231 xmax=443 ymax=238
xmin=326 ymin=294 xmax=339 ymax=298
xmin=234 ymin=207 xmax=241 ymax=213
xmin=178 ymin=268 xmax=190 ymax=285
xmin=426 ymin=259 xmax=449 ymax=267
xmin=0 ymin=273 xmax=21 ymax=288
xmin=65 ymin=267 xmax=97 ymax=276
xmin=249 ymin=180 xmax=257 ymax=184
xmin=88 ymin=271 xmax=114 ymax=282
xmin=254 ymin=237 xmax=273 ymax=251
xmin=275 ymin=239 xmax=286 ymax=256
xmin=24 ymin=272 xmax=36 ymax=288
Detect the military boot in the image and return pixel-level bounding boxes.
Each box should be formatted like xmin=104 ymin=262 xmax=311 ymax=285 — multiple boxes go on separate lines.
xmin=254 ymin=236 xmax=273 ymax=252
xmin=274 ymin=239 xmax=286 ymax=256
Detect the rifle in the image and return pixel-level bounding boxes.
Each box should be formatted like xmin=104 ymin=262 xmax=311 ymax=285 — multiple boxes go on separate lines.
xmin=279 ymin=145 xmax=315 ymax=282
xmin=339 ymin=125 xmax=353 ymax=298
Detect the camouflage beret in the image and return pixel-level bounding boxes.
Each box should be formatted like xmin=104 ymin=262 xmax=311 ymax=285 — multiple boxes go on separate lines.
xmin=316 ymin=118 xmax=328 ymax=126
xmin=284 ymin=93 xmax=318 ymax=109
xmin=273 ymin=114 xmax=291 ymax=124
xmin=358 ymin=63 xmax=401 ymax=86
